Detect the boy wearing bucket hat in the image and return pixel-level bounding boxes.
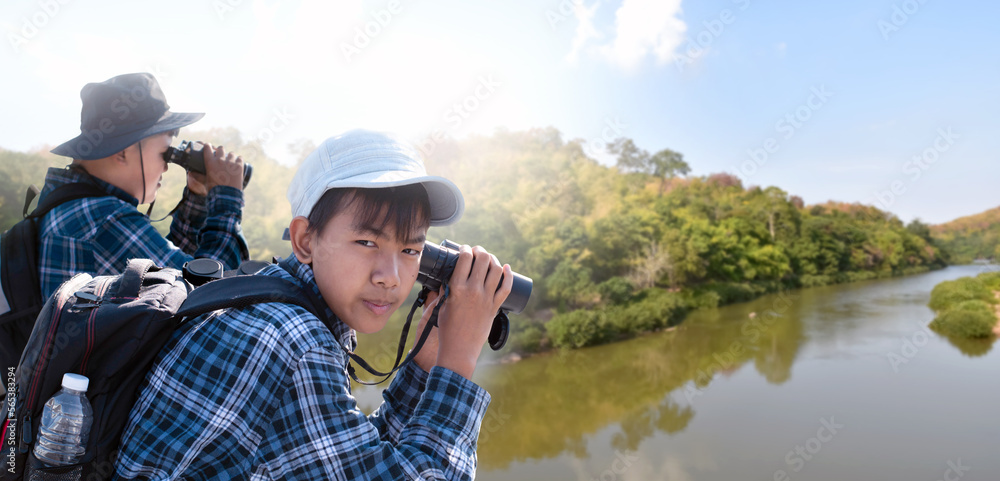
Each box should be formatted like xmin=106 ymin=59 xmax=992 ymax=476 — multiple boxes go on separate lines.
xmin=38 ymin=72 xmax=248 ymax=298
xmin=115 ymin=130 xmax=511 ymax=480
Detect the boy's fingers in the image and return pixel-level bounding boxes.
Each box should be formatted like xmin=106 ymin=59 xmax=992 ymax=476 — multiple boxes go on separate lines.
xmin=452 ymin=244 xmax=474 ymax=283
xmin=418 ymin=292 xmax=441 ymax=321
xmin=419 ymin=298 xmax=439 ymax=323
xmin=495 ymin=264 xmax=514 ymax=305
xmin=484 ymin=253 xmax=504 ymax=293
xmin=470 ymin=246 xmax=491 ymax=285
xmin=187 ymin=171 xmax=206 ymax=184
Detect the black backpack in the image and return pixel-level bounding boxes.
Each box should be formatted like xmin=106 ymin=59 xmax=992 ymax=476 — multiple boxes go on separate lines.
xmin=0 ymin=258 xmax=325 ymax=481
xmin=0 ymin=183 xmax=107 ymax=372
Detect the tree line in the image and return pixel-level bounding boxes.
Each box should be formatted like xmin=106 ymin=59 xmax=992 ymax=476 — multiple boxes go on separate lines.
xmin=417 ymin=128 xmax=950 ymax=350
xmin=930 ymin=207 xmax=1000 ymax=264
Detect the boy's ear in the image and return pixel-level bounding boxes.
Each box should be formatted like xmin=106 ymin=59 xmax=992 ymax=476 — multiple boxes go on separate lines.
xmin=289 ymin=216 xmax=314 ymax=265
xmin=112 ymin=148 xmax=129 ymax=166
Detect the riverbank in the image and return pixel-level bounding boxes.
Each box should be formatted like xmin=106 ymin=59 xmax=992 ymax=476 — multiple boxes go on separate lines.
xmin=507 ymin=264 xmax=949 ymax=357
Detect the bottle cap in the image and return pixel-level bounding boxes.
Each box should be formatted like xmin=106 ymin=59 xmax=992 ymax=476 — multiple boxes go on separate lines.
xmin=62 ymin=373 xmax=89 ymax=392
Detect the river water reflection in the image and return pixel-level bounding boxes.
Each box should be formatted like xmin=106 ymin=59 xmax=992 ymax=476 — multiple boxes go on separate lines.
xmin=358 ymin=266 xmax=1000 ymax=480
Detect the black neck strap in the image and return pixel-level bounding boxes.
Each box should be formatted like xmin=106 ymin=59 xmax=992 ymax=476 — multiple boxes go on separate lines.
xmin=148 ymin=189 xmax=186 ymax=223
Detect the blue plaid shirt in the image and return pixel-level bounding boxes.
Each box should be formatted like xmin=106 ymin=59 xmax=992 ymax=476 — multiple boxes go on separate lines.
xmin=114 ymin=255 xmax=491 ymax=480
xmin=37 ymin=166 xmax=248 ymax=298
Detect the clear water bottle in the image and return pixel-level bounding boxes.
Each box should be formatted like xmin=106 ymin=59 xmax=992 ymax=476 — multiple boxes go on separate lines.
xmin=33 ymin=373 xmax=93 ymax=466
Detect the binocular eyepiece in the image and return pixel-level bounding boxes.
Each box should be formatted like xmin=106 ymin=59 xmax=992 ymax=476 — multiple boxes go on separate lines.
xmin=417 ymin=240 xmax=533 ymax=351
xmin=163 ymin=140 xmax=253 ymax=189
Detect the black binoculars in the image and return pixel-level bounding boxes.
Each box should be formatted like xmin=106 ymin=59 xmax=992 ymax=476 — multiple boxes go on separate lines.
xmin=418 ymin=240 xmax=532 ymax=314
xmin=163 ymin=140 xmax=253 ymax=189
xmin=418 ymin=240 xmax=533 ymax=350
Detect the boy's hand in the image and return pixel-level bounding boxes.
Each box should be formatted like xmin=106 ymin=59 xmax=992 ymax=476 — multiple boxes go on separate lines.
xmin=434 ymin=245 xmax=513 ymax=380
xmin=201 ymin=142 xmax=245 ymax=192
xmin=185 ymin=171 xmax=208 ymax=196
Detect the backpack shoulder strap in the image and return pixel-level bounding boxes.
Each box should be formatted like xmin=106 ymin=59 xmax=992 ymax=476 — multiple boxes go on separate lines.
xmin=177 ymin=264 xmax=437 ymax=386
xmin=27 ymin=182 xmax=108 ymax=219
xmin=176 ymin=275 xmax=325 ymax=321
xmin=21 ymin=185 xmax=40 ymax=218
xmin=0 ymin=183 xmax=107 ymax=321
xmin=119 ymin=259 xmax=156 ymax=298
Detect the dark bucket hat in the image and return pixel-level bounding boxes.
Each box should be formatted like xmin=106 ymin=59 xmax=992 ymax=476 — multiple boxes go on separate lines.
xmin=50 ymin=73 xmax=204 ymax=160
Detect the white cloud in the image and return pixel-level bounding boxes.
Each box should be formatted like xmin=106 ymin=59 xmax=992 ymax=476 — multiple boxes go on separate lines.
xmin=567 ymin=1 xmax=602 ymax=63
xmin=569 ymin=0 xmax=686 ymax=73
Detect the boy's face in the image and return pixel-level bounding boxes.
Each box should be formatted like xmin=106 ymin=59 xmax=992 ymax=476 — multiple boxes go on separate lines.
xmin=307 ymin=199 xmax=428 ymax=334
xmin=124 ymin=131 xmax=174 ymax=203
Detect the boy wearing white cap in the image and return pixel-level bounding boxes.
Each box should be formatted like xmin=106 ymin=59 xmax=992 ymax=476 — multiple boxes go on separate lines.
xmin=115 ymin=130 xmax=512 ymax=480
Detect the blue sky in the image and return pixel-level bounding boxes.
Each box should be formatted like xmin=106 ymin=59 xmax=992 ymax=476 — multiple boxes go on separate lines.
xmin=1 ymin=0 xmax=996 ymax=224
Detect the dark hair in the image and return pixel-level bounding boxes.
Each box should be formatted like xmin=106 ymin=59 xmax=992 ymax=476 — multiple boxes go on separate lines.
xmin=306 ymin=185 xmax=430 ymax=243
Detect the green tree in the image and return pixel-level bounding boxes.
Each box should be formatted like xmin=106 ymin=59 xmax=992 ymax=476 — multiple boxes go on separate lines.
xmin=546 ymin=259 xmax=595 ymax=310
xmin=648 ymin=148 xmax=690 ymax=195
xmin=606 ymin=138 xmax=649 ymax=174
xmin=906 ymin=218 xmax=932 ymax=243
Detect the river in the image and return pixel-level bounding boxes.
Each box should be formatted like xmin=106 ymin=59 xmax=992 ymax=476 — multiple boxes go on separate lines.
xmin=356 ymin=265 xmax=1000 ymax=480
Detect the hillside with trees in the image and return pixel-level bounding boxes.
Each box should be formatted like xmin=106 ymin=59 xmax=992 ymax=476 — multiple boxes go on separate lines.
xmin=931 ymin=207 xmax=1000 ymax=264
xmin=418 ymin=128 xmax=949 ymax=350
xmin=1 ymin=127 xmax=952 ymax=352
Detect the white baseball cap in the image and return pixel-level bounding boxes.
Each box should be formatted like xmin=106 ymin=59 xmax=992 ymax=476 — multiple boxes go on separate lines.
xmin=287 ymin=129 xmax=464 ymax=226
